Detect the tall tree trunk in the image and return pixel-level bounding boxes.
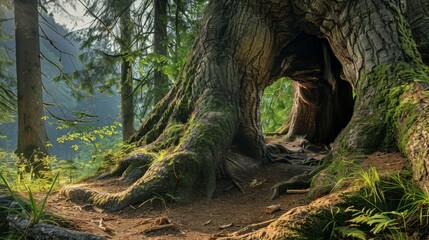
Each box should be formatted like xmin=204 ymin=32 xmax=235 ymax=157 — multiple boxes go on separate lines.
xmin=63 ymin=0 xmax=429 ymax=222
xmin=174 ymin=0 xmax=180 ymax=61
xmin=153 ymin=0 xmax=168 ymax=103
xmin=14 ymin=0 xmax=49 ymax=178
xmin=120 ymin=1 xmax=135 ymax=141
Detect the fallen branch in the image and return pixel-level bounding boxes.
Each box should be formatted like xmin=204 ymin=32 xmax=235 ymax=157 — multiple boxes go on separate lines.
xmin=286 ymin=189 xmax=310 ymax=194
xmin=143 ymin=223 xmax=175 ymax=234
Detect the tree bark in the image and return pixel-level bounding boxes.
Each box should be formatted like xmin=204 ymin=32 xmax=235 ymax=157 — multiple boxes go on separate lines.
xmin=120 ymin=1 xmax=135 ymax=141
xmin=290 ymin=0 xmax=429 ymax=196
xmin=405 ymin=0 xmax=429 ymax=64
xmin=15 ymin=0 xmax=49 ymax=178
xmin=153 ymin=0 xmax=168 ymax=103
xmin=62 ymin=0 xmax=429 ymax=223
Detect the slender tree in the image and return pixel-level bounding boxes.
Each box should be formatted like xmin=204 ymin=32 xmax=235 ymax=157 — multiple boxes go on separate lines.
xmin=72 ymin=0 xmax=154 ymax=141
xmin=14 ymin=0 xmax=49 ymax=177
xmin=119 ymin=0 xmax=135 ymax=141
xmin=0 ymin=0 xmax=15 ymax=119
xmin=153 ymin=0 xmax=168 ymax=103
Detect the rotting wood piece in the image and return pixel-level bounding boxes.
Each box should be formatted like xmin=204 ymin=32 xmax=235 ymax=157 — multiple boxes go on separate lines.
xmin=0 ymin=186 xmax=13 ymax=231
xmin=264 ymin=204 xmax=281 ymax=214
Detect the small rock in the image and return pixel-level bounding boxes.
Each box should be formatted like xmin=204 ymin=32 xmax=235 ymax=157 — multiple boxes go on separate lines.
xmin=219 ymin=223 xmax=233 ymax=229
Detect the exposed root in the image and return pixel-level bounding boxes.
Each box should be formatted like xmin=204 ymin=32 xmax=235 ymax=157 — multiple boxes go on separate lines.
xmin=269 ymin=171 xmax=312 ymax=201
xmin=266 ymin=143 xmax=306 ymax=164
xmin=224 ymin=151 xmax=261 ymax=191
xmin=227 ymin=219 xmax=276 ymax=237
xmin=97 ymin=153 xmax=154 ymax=183
xmin=63 ymin=153 xmax=200 ymax=211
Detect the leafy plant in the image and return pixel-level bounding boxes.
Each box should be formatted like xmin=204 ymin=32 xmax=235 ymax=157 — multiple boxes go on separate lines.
xmin=395 ymin=175 xmax=429 ymax=227
xmin=56 ymin=121 xmax=123 ymax=179
xmin=347 ymin=207 xmax=404 ymax=238
xmin=320 ymin=166 xmax=429 ymax=239
xmin=359 ymin=167 xmax=385 ymax=208
xmin=335 ymin=226 xmax=366 ymax=240
xmin=0 ymin=172 xmax=60 ymax=225
xmin=323 ymin=207 xmax=341 ymax=239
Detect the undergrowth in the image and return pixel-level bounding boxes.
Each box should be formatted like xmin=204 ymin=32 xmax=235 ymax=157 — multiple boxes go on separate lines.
xmin=324 ymin=167 xmax=429 ymax=239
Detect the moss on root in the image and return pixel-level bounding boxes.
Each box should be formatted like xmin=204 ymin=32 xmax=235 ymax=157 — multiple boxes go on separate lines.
xmin=396 ymin=83 xmax=429 ymax=186
xmin=308 ymin=151 xmax=363 ymax=199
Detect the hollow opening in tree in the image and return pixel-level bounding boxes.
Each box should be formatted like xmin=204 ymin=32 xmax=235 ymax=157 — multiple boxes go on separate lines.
xmin=275 ymin=33 xmax=355 ymax=145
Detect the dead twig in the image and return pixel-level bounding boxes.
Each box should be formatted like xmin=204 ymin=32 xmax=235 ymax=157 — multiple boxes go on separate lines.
xmin=143 ymin=223 xmax=175 ymax=234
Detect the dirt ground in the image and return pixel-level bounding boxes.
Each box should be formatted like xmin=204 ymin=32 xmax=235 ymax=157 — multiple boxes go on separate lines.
xmin=44 ymin=140 xmax=407 ymax=240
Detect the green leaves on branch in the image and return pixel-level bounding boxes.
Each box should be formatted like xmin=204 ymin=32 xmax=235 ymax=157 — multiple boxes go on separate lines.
xmin=260 ymin=78 xmax=293 ymax=133
xmin=57 ymin=121 xmax=121 ymax=146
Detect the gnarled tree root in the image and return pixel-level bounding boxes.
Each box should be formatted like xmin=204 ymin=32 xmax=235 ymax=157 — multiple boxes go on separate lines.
xmin=266 ymin=143 xmax=307 ymax=164
xmin=6 ymin=202 xmax=105 ymax=240
xmin=62 ymin=152 xmax=202 ymax=211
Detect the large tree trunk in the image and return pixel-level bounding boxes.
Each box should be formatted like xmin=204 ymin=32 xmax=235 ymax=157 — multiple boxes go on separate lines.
xmin=63 ymin=0 xmax=429 ymax=228
xmin=14 ymin=0 xmax=49 ymax=178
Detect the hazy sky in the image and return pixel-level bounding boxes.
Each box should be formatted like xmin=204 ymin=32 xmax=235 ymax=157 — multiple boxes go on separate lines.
xmin=51 ymin=3 xmax=92 ymax=31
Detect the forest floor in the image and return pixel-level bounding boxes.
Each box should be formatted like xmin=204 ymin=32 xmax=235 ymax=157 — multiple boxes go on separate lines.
xmin=43 ymin=139 xmax=406 ymax=240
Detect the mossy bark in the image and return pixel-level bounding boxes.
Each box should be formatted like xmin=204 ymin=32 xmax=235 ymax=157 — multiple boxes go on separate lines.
xmin=313 ymin=0 xmax=429 ymax=195
xmin=397 ymin=81 xmax=429 ymax=188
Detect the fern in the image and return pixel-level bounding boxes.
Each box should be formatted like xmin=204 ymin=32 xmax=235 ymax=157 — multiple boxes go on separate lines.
xmin=335 ymin=226 xmax=367 ymax=240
